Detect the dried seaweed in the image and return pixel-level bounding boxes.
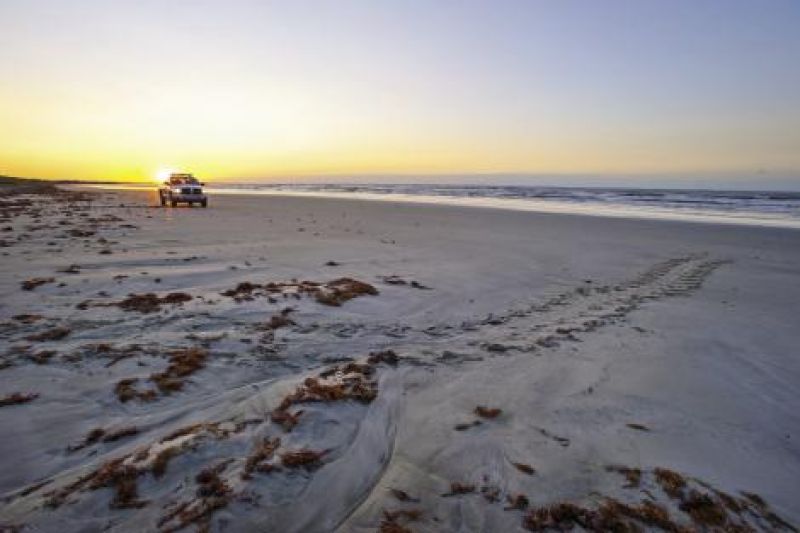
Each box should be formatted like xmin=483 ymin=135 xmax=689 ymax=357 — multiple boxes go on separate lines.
xmin=654 ymin=467 xmax=687 ymax=499
xmin=474 ymin=405 xmax=502 ymax=419
xmin=506 ymin=493 xmax=530 ymax=511
xmin=280 ymin=448 xmax=326 ymax=470
xmin=606 ymin=465 xmax=642 ymax=488
xmin=152 ymin=447 xmax=179 ymax=478
xmin=441 ymin=482 xmax=476 ymax=497
xmin=512 ymin=462 xmax=536 ymax=475
xmin=114 ymin=378 xmax=157 ymax=403
xmin=270 ymin=408 xmax=303 ymax=432
xmin=21 ymin=277 xmax=54 ymax=291
xmin=0 ymin=392 xmax=39 ymax=407
xmin=314 ymin=277 xmax=378 ymax=306
xmin=25 ymin=326 xmax=70 ymax=341
xmin=389 ymin=488 xmax=420 ymax=503
xmin=367 ymin=349 xmax=399 ymax=366
xmin=242 ymin=437 xmax=281 ymax=479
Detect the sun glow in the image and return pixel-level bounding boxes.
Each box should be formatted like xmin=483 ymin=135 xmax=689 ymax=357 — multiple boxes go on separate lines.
xmin=154 ymin=168 xmax=176 ymax=183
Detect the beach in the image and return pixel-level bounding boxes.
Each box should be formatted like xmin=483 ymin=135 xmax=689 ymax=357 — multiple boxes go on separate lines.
xmin=1 ymin=183 xmax=798 ymax=531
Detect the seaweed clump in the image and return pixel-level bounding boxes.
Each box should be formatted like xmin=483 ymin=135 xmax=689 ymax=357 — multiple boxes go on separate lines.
xmin=21 ymin=277 xmax=54 ymax=291
xmin=219 ymin=277 xmax=378 ymax=306
xmin=68 ymin=426 xmax=139 ymax=452
xmin=149 ymin=347 xmax=208 ymax=394
xmin=314 ymin=278 xmax=378 ymax=306
xmin=25 ymin=326 xmax=70 ymax=341
xmin=0 ymin=392 xmax=39 ymax=407
xmin=116 ymin=292 xmax=192 ymax=313
xmin=474 ymin=405 xmax=502 ymax=419
xmin=79 ymin=292 xmax=193 ymax=314
xmin=242 ymin=437 xmax=281 ymax=479
xmin=280 ymin=448 xmax=327 ymax=470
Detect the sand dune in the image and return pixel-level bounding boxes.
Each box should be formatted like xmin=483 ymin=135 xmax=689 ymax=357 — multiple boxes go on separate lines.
xmin=1 ymin=183 xmax=798 ymax=532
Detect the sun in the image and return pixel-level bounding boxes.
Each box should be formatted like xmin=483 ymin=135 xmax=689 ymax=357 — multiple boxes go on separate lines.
xmin=154 ymin=168 xmax=176 ymax=183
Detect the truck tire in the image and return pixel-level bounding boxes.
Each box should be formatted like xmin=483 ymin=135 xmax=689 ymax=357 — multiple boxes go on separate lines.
xmin=201 ymin=199 xmax=208 ymax=208
xmin=159 ymin=192 xmax=166 ymax=207
xmin=171 ymin=199 xmax=178 ymax=207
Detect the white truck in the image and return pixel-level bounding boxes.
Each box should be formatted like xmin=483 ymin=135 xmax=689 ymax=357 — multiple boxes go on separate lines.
xmin=158 ymin=173 xmax=208 ymax=207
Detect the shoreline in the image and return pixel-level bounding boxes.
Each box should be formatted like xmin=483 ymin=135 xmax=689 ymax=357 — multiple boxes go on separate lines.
xmin=1 ymin=186 xmax=798 ymax=531
xmin=73 ymin=182 xmax=800 ymax=230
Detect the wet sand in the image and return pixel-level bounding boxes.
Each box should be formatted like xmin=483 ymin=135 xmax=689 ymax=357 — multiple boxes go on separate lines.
xmin=1 ymin=184 xmax=798 ymax=531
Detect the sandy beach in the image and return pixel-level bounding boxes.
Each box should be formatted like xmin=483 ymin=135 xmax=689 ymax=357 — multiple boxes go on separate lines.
xmin=1 ymin=183 xmax=798 ymax=532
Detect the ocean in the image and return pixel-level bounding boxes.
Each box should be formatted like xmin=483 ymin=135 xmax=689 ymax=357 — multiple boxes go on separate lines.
xmin=207 ymin=183 xmax=800 ymax=228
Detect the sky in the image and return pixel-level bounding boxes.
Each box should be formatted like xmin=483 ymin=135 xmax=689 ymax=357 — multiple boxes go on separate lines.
xmin=1 ymin=0 xmax=799 ymax=189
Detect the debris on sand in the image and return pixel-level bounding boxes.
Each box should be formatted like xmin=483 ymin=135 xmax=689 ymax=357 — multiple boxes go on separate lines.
xmin=12 ymin=313 xmax=44 ymax=323
xmin=58 ymin=264 xmax=81 ymax=274
xmin=69 ymin=426 xmax=140 ymax=452
xmin=152 ymin=447 xmax=179 ymax=478
xmin=260 ymin=310 xmax=296 ymax=331
xmin=25 ymin=326 xmax=70 ymax=341
xmin=537 ymin=427 xmax=570 ymax=447
xmin=389 ymin=488 xmax=420 ymax=503
xmin=158 ymin=492 xmax=230 ymax=533
xmin=512 ymin=462 xmax=536 ymax=475
xmin=97 ymin=344 xmax=146 ymax=367
xmin=441 ymin=482 xmax=476 ymax=497
xmin=90 ymin=459 xmax=148 ymax=509
xmin=280 ymin=448 xmax=326 ymax=470
xmin=118 ymin=292 xmax=192 ymax=313
xmin=276 ymin=363 xmax=378 ymax=412
xmin=379 ymin=275 xmax=408 ymax=285
xmin=367 ymin=349 xmax=399 ymax=366
xmin=221 ymin=281 xmax=262 ymax=299
xmin=44 ymin=457 xmax=148 ymax=510
xmin=27 ymin=350 xmax=56 ymax=364
xmin=380 ymin=509 xmax=423 ymax=533
xmin=518 ymin=467 xmax=796 ymax=532
xmin=80 ymin=292 xmax=194 ymax=314
xmin=454 ymin=420 xmax=482 ymax=431
xmin=114 ymin=378 xmax=157 ymax=403
xmin=149 ymin=347 xmax=208 ymax=395
xmin=242 ymin=437 xmax=281 ymax=479
xmin=0 ymin=392 xmax=39 ymax=407
xmin=379 ymin=276 xmax=432 ymax=290
xmin=21 ymin=277 xmax=55 ymax=290
xmin=474 ymin=405 xmax=502 ymax=419
xmin=113 ymin=347 xmax=208 ymax=401
xmin=606 ymin=465 xmax=641 ymax=488
xmin=653 ymin=467 xmax=687 ymax=498
xmin=379 ymin=520 xmax=412 ymax=533
xmin=22 ymin=348 xmax=398 ymax=529
xmin=505 ymin=493 xmax=530 ymax=510
xmin=195 ymin=463 xmax=232 ymax=498
xmin=481 ymin=484 xmax=502 ymax=502
xmin=314 ymin=278 xmax=378 ymax=306
xmin=626 ymin=422 xmax=651 ymax=431
xmin=270 ymin=408 xmax=303 ymax=432
xmin=220 ymin=277 xmax=378 ymax=306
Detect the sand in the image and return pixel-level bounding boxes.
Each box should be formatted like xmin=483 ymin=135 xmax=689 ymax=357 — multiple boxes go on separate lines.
xmin=0 ymin=183 xmax=798 ymax=532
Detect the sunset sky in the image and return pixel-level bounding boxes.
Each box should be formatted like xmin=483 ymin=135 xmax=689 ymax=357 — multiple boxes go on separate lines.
xmin=1 ymin=0 xmax=799 ymax=187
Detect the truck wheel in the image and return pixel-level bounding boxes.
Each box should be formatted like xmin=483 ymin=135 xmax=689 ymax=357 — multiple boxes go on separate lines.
xmin=159 ymin=193 xmax=166 ymax=207
xmin=201 ymin=199 xmax=208 ymax=208
xmin=171 ymin=199 xmax=178 ymax=207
